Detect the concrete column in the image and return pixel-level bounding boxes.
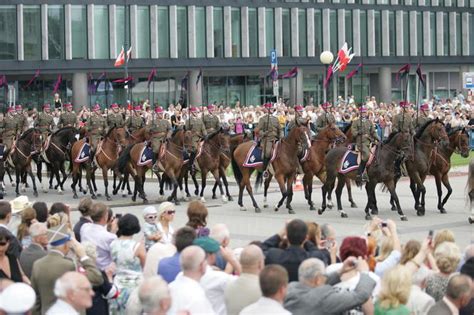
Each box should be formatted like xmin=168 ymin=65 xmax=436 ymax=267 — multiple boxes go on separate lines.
xmin=337 ymin=9 xmax=345 ymax=48
xmin=275 ymin=8 xmax=283 ymax=56
xmin=367 ymin=10 xmax=375 ymax=56
xmin=150 ymin=5 xmax=158 ymax=59
xmin=289 ymin=68 xmax=304 ymax=106
xmin=409 ymin=11 xmax=417 ymax=56
xmin=65 ymin=4 xmax=72 ymax=60
xmin=188 ymin=70 xmax=202 ymax=106
xmin=72 ymin=73 xmax=88 ymax=111
xmin=188 ymin=6 xmax=196 ymax=58
xmin=449 ymin=12 xmax=456 ymax=56
xmin=419 ymin=0 xmax=426 ymax=4
xmin=169 ymin=5 xmax=178 ymax=58
xmin=391 ymin=0 xmax=398 ymax=4
xmin=41 ymin=4 xmax=48 ymax=60
xmin=291 ymin=8 xmax=299 ymax=57
xmin=109 ymin=4 xmax=117 ymax=58
xmin=458 ymin=0 xmax=464 ymax=5
xmin=405 ymin=0 xmax=412 ymax=4
xmin=462 ymin=13 xmax=469 ymax=56
xmin=206 ymin=6 xmax=214 ymax=58
xmin=322 ymin=9 xmax=330 ymax=51
xmin=382 ymin=10 xmax=389 ymax=56
xmin=241 ymin=7 xmax=249 ymax=57
xmin=432 ymin=0 xmax=439 ymax=5
xmin=423 ymin=11 xmax=431 ymax=56
xmin=130 ymin=5 xmax=138 ymax=57
xmin=87 ymin=4 xmax=94 ymax=59
xmin=258 ymin=7 xmax=266 ymax=57
xmin=224 ymin=6 xmax=232 ymax=58
xmin=307 ymin=8 xmax=315 ymax=57
xmin=378 ymin=67 xmax=392 ymax=104
xmin=396 ymin=11 xmax=404 ymax=56
xmin=17 ymin=4 xmax=24 ymax=61
xmin=445 ymin=0 xmax=452 ymax=5
xmin=436 ymin=12 xmax=444 ymax=56
xmin=353 ymin=9 xmax=361 ymax=55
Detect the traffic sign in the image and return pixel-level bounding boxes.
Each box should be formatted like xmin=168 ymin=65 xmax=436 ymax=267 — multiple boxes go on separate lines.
xmin=463 ymin=72 xmax=474 ymax=89
xmin=270 ymin=49 xmax=278 ymax=98
xmin=270 ymin=49 xmax=278 ymax=65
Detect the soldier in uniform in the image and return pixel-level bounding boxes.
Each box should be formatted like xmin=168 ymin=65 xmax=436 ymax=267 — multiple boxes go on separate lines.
xmin=1 ymin=107 xmax=18 ymax=155
xmin=126 ymin=105 xmax=144 ymax=133
xmin=315 ymin=102 xmax=336 ymax=134
xmin=35 ymin=104 xmax=54 ymax=144
xmin=202 ymin=104 xmax=220 ymax=134
xmin=287 ymin=105 xmax=309 ymax=133
xmin=15 ymin=105 xmax=27 ymax=133
xmin=413 ymin=103 xmax=431 ymax=131
xmin=58 ymin=103 xmax=77 ymax=128
xmin=148 ymin=106 xmax=172 ymax=171
xmin=86 ymin=104 xmax=106 ymax=164
xmin=351 ymin=106 xmax=380 ymax=183
xmin=186 ymin=106 xmax=207 ymax=173
xmin=392 ymin=101 xmax=414 ymax=135
xmin=257 ymin=103 xmax=282 ymax=177
xmin=107 ymin=103 xmax=125 ymax=129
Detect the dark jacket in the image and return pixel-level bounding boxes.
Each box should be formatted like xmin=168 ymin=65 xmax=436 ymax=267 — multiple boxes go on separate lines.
xmin=19 ymin=243 xmax=47 ymax=279
xmin=73 ymin=217 xmax=92 ymax=242
xmin=0 ymin=226 xmax=21 ymax=259
xmin=87 ymin=271 xmax=117 ymax=315
xmin=428 ymin=299 xmax=452 ymax=315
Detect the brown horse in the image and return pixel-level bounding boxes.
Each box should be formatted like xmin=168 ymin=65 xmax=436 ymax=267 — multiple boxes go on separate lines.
xmin=93 ymin=127 xmax=128 ymax=200
xmin=302 ymin=124 xmax=346 ymax=210
xmin=232 ymin=126 xmax=310 ymax=213
xmin=468 ymin=158 xmax=474 ymax=224
xmin=70 ymin=138 xmax=96 ymax=199
xmin=321 ymin=131 xmax=412 ymax=220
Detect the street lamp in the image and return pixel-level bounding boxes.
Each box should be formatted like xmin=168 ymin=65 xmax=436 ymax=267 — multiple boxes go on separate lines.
xmin=320 ymin=51 xmax=334 ymax=103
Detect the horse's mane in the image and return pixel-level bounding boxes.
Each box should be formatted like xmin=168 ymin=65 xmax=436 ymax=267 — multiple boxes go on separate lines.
xmin=383 ymin=131 xmax=400 ymax=145
xmin=171 ymin=128 xmax=182 ymax=137
xmin=341 ymin=122 xmax=352 ymax=134
xmin=19 ymin=128 xmax=38 ymax=140
xmin=447 ymin=126 xmax=467 ymax=136
xmin=415 ymin=119 xmax=442 ymax=139
xmin=104 ymin=126 xmax=116 ymax=138
xmin=53 ymin=126 xmax=76 ymax=136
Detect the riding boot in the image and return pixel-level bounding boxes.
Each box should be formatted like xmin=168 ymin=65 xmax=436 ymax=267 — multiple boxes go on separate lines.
xmin=356 ymin=160 xmax=368 ymax=184
xmin=262 ymin=158 xmax=270 ymax=178
xmin=189 ymin=152 xmax=196 ymax=175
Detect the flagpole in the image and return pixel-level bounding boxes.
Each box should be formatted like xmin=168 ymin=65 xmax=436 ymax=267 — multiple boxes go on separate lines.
xmin=88 ymin=74 xmax=92 ymax=109
xmin=152 ymin=73 xmax=155 ymax=107
xmin=124 ymin=0 xmax=129 ymax=104
xmin=295 ymin=68 xmax=298 ymax=106
xmin=360 ymin=56 xmax=364 ymax=107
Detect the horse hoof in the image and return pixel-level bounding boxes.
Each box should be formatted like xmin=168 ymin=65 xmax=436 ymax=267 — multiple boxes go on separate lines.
xmin=274 ymin=205 xmax=279 ymax=212
xmin=309 ymin=205 xmax=316 ymax=211
xmin=122 ymin=194 xmax=127 ymax=198
xmin=112 ymin=191 xmax=118 ymax=195
xmin=73 ymin=194 xmax=78 ymax=199
xmin=400 ymin=215 xmax=408 ymax=221
xmin=106 ymin=196 xmax=112 ymax=201
xmin=370 ymin=209 xmax=378 ymax=215
xmin=194 ymin=190 xmax=199 ymax=196
xmin=212 ymin=195 xmax=217 ymax=200
xmin=91 ymin=195 xmax=97 ymax=200
xmin=200 ymin=197 xmax=206 ymax=203
xmin=469 ymin=217 xmax=473 ymax=224
xmin=288 ymin=209 xmax=295 ymax=214
xmin=228 ymin=196 xmax=233 ymax=201
xmin=82 ymin=190 xmax=87 ymax=195
xmin=143 ymin=199 xmax=148 ymax=204
xmin=365 ymin=214 xmax=372 ymax=221
xmin=416 ymin=210 xmax=425 ymax=216
xmin=327 ymin=204 xmax=333 ymax=210
xmin=255 ymin=207 xmax=261 ymax=213
xmin=96 ymin=193 xmax=102 ymax=197
xmin=350 ymin=203 xmax=357 ymax=208
xmin=340 ymin=212 xmax=348 ymax=218
xmin=439 ymin=208 xmax=447 ymax=214
xmin=318 ymin=208 xmax=325 ymax=215
xmin=128 ymin=191 xmax=132 ymax=195
xmin=391 ymin=205 xmax=397 ymax=211
xmin=131 ymin=196 xmax=136 ymax=202
xmin=33 ymin=191 xmax=38 ymax=197
xmin=49 ymin=185 xmax=53 ymax=190
xmin=16 ymin=193 xmax=20 ymax=197
xmin=240 ymin=206 xmax=247 ymax=212
xmin=221 ymin=196 xmax=228 ymax=203
xmin=174 ymin=200 xmax=181 ymax=206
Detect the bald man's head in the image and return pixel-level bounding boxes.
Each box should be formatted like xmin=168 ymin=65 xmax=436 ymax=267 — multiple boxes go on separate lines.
xmin=240 ymin=245 xmax=264 ymax=273
xmin=180 ymin=245 xmax=206 ymax=278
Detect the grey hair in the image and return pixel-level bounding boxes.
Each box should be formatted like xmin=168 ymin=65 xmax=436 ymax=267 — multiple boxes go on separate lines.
xmin=463 ymin=244 xmax=474 ymax=261
xmin=411 ymin=265 xmax=433 ymax=287
xmin=82 ymin=241 xmax=97 ymax=262
xmin=180 ymin=246 xmax=205 ymax=272
xmin=320 ymin=224 xmax=332 ymax=240
xmin=210 ymin=223 xmax=230 ymax=244
xmin=29 ymin=222 xmax=47 ymax=237
xmin=298 ymin=258 xmax=325 ymax=284
xmin=53 ymin=274 xmax=75 ymax=298
xmin=138 ymin=276 xmax=170 ymax=313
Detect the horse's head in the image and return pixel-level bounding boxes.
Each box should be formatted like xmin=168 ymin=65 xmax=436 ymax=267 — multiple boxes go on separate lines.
xmin=31 ymin=128 xmax=43 ymax=153
xmin=321 ymin=124 xmax=346 ymax=144
xmin=384 ymin=131 xmax=412 ymax=159
xmin=421 ymin=118 xmax=449 ymax=143
xmin=183 ymin=130 xmax=193 ymax=152
xmin=452 ymin=128 xmax=470 ymax=158
xmin=290 ymin=126 xmax=311 ymax=153
xmin=113 ymin=127 xmax=128 ymax=147
xmin=215 ymin=129 xmax=230 ymax=154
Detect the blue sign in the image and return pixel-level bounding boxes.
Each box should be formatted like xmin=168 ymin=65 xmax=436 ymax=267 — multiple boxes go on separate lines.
xmin=270 ymin=49 xmax=277 ymax=65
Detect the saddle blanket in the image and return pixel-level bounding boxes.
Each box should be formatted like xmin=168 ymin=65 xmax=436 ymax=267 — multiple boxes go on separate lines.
xmin=74 ymin=142 xmax=90 ymax=163
xmin=243 ymin=141 xmax=279 ymax=167
xmin=338 ymin=147 xmax=376 ymax=174
xmin=43 ymin=135 xmax=52 ymax=151
xmin=0 ymin=145 xmax=4 ymax=160
xmin=137 ymin=146 xmax=154 ymax=166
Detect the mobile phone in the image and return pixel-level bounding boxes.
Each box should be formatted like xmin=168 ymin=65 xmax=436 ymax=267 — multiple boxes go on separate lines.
xmin=428 ymin=230 xmax=434 ymax=244
xmin=381 ymin=220 xmax=388 ymax=228
xmin=115 ymin=213 xmax=122 ymax=219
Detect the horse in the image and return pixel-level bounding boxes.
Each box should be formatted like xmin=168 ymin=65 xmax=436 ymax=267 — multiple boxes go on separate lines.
xmin=302 ymin=124 xmax=346 ymax=210
xmin=70 ymin=137 xmax=97 ymax=199
xmin=93 ymin=127 xmax=128 ymax=200
xmin=232 ymin=126 xmax=310 ymax=213
xmin=468 ymin=158 xmax=474 ymax=224
xmin=320 ymin=131 xmax=412 ymax=221
xmin=7 ymin=128 xmax=42 ymax=197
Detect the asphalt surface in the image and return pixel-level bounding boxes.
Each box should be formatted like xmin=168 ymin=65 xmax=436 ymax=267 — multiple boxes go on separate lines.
xmin=3 ymin=166 xmax=473 ymax=250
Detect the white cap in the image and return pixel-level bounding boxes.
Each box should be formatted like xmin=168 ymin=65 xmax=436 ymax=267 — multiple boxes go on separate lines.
xmin=0 ymin=283 xmax=36 ymax=313
xmin=143 ymin=206 xmax=158 ymax=217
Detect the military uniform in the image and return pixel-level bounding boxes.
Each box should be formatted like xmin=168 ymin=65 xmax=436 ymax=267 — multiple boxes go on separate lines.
xmin=35 ymin=112 xmax=54 ymax=142
xmin=413 ymin=112 xmax=431 ymax=132
xmin=287 ymin=116 xmax=308 ymax=133
xmin=1 ymin=114 xmax=18 ymax=151
xmin=86 ymin=112 xmax=106 ymax=151
xmin=58 ymin=111 xmax=77 ymax=128
xmin=257 ymin=113 xmax=282 ymax=160
xmin=186 ymin=116 xmax=207 ymax=151
xmin=392 ymin=111 xmax=414 ymax=135
xmin=351 ymin=118 xmax=379 ymax=162
xmin=15 ymin=113 xmax=27 ymax=133
xmin=107 ymin=112 xmax=125 ymax=129
xmin=148 ymin=117 xmax=172 ymax=156
xmin=126 ymin=115 xmax=144 ymax=133
xmin=202 ymin=114 xmax=220 ymax=134
xmin=315 ymin=112 xmax=336 ymax=133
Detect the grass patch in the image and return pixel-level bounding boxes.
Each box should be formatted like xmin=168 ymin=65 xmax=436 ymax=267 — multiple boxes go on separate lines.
xmin=451 ymin=151 xmax=474 ymax=167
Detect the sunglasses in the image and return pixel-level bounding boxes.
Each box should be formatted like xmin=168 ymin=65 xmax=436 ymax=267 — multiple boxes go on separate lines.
xmin=166 ymin=210 xmax=176 ymax=215
xmin=145 ymin=215 xmax=158 ymax=220
xmin=0 ymin=241 xmax=8 ymax=246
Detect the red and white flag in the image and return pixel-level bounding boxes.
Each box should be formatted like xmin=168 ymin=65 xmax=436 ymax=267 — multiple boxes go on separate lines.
xmin=114 ymin=47 xmax=125 ymax=67
xmin=126 ymin=46 xmax=132 ymax=62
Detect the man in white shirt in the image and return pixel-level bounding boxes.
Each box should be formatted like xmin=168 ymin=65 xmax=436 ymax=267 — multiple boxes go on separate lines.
xmin=80 ymin=202 xmax=117 ymax=270
xmin=428 ymin=274 xmax=472 ymax=315
xmin=407 ymin=266 xmax=435 ymax=315
xmin=168 ymin=246 xmax=215 ymax=315
xmin=46 ymin=272 xmax=94 ymax=315
xmin=240 ymin=264 xmax=291 ymax=315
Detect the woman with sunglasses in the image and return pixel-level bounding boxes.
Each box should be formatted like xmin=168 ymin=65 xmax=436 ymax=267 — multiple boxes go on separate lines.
xmin=0 ymin=229 xmax=29 ymax=283
xmin=157 ymin=202 xmax=176 ymax=245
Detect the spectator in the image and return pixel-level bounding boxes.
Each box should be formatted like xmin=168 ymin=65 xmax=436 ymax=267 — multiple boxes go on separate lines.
xmin=460 ymin=257 xmax=474 ymax=315
xmin=129 ymin=276 xmax=171 ymax=315
xmin=158 ymin=226 xmax=196 ymax=283
xmin=186 ymin=200 xmax=209 ymax=237
xmin=16 ymin=207 xmax=36 ymax=248
xmin=374 ymin=220 xmax=402 ymax=278
xmin=0 ymin=201 xmax=22 ymax=258
xmin=46 ymin=272 xmax=94 ymax=315
xmin=32 ymin=201 xmax=48 ymax=223
xmin=307 ymin=222 xmax=333 ymax=264
xmin=49 ymin=203 xmax=71 ymax=230
xmin=240 ymin=265 xmax=290 ymax=315
xmin=0 ymin=282 xmax=36 ymax=314
xmin=432 ymin=229 xmax=455 ymax=249
xmin=210 ymin=223 xmax=232 ymax=271
xmin=375 ymin=265 xmax=412 ymax=315
xmin=19 ymin=222 xmax=48 ymax=279
xmin=142 ymin=206 xmax=161 ymax=251
xmin=80 ymin=202 xmax=118 ymax=270
xmin=225 ymin=245 xmax=264 ymax=315
xmin=8 ymin=196 xmax=32 ymax=236
xmin=400 ymin=239 xmax=421 ymax=265
xmin=406 ymin=265 xmax=436 ymax=314
xmin=143 ymin=241 xmax=176 ymax=278
xmin=0 ymin=228 xmax=28 ymax=283
xmin=428 ymin=274 xmax=473 ymax=315
xmin=73 ymin=197 xmax=93 ymax=242
xmin=168 ymin=246 xmax=215 ymax=315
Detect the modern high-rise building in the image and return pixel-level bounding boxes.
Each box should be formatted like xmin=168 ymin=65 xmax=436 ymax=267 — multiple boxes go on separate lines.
xmin=0 ymin=0 xmax=473 ymax=109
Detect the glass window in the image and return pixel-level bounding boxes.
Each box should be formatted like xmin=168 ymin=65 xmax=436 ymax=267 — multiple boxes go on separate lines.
xmin=329 ymin=10 xmax=337 ymax=53
xmin=227 ymin=76 xmax=245 ymax=106
xmin=315 ymin=9 xmax=322 ymax=57
xmin=443 ymin=12 xmax=449 ymax=55
xmin=196 ymin=7 xmax=206 ymax=58
xmin=417 ymin=12 xmax=422 ymax=56
xmin=470 ymin=13 xmax=474 ymax=55
xmin=456 ymin=13 xmax=461 ymax=55
xmin=177 ymin=6 xmax=187 ymax=58
xmin=282 ymin=9 xmax=291 ymax=57
xmin=232 ymin=8 xmax=241 ymax=57
xmin=214 ymin=7 xmax=224 ymax=57
xmin=389 ymin=11 xmax=395 ymax=56
xmin=94 ymin=5 xmax=109 ymax=59
xmin=403 ymin=11 xmax=409 ymax=56
xmin=71 ymin=5 xmax=87 ymax=59
xmin=137 ymin=6 xmax=150 ymax=59
xmin=265 ymin=8 xmax=274 ymax=56
xmin=374 ymin=11 xmax=381 ymax=56
xmin=246 ymin=76 xmax=263 ymax=106
xmin=378 ymin=0 xmax=389 ymax=4
xmin=430 ymin=12 xmax=436 ymax=55
xmin=360 ymin=11 xmax=367 ymax=56
xmin=116 ymin=6 xmax=130 ymax=56
xmin=299 ymin=9 xmax=307 ymax=57
xmin=0 ymin=5 xmax=16 ymax=60
xmin=48 ymin=5 xmax=64 ymax=60
xmin=248 ymin=8 xmax=258 ymax=57
xmin=157 ymin=6 xmax=169 ymax=58
xmin=24 ymin=5 xmax=41 ymax=60
xmin=345 ymin=10 xmax=353 ymax=48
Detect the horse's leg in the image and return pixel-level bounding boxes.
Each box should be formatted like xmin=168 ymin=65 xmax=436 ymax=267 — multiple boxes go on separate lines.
xmin=27 ymin=165 xmax=38 ymax=197
xmin=54 ymin=163 xmax=63 ymax=194
xmin=221 ymin=171 xmax=233 ymax=201
xmin=214 ymin=169 xmax=227 ymax=203
xmin=386 ymin=179 xmax=407 ymax=221
xmin=274 ymin=173 xmax=288 ymax=212
xmin=199 ymin=170 xmax=208 ymax=202
xmin=285 ymin=175 xmax=295 ymax=214
xmin=389 ymin=177 xmax=399 ymax=211
xmin=469 ymin=189 xmax=474 ymax=224
xmin=138 ymin=169 xmax=148 ymax=203
xmin=304 ymin=173 xmax=316 ymax=210
xmin=15 ymin=168 xmax=20 ymax=197
xmin=85 ymin=165 xmax=96 ymax=199
xmin=192 ymin=170 xmax=199 ymax=196
xmin=439 ymin=173 xmax=451 ymax=213
xmin=244 ymin=171 xmax=261 ymax=213
xmin=103 ymin=167 xmax=111 ymax=201
xmin=71 ymin=164 xmax=79 ymax=199
xmin=59 ymin=163 xmax=68 ymax=191
xmin=417 ymin=174 xmax=428 ymax=216
xmin=263 ymin=174 xmax=273 ymax=208
xmin=335 ymin=175 xmax=348 ymax=218
xmin=319 ymin=174 xmax=336 ymax=215
xmin=345 ymin=178 xmax=357 ymax=208
xmin=364 ymin=181 xmax=376 ymax=220
xmin=6 ymin=167 xmax=14 ymax=186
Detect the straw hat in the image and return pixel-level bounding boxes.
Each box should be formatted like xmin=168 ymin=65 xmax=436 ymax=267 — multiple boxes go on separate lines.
xmin=9 ymin=196 xmax=33 ymax=214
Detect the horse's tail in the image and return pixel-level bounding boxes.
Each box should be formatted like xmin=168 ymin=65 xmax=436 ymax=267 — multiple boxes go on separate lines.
xmin=467 ymin=159 xmax=474 ymax=206
xmin=117 ymin=144 xmax=134 ymax=173
xmin=255 ymin=171 xmax=263 ymax=190
xmin=231 ymin=157 xmax=242 ymax=185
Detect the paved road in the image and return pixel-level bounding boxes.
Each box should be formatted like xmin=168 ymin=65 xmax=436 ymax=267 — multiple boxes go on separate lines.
xmin=3 ymin=168 xmax=473 ymax=250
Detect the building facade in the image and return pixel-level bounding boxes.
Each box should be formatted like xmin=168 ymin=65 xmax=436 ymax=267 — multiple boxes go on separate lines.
xmin=0 ymin=0 xmax=473 ymax=109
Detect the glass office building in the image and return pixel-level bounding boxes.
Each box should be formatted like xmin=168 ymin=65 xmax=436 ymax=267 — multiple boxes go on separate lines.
xmin=0 ymin=0 xmax=473 ymax=109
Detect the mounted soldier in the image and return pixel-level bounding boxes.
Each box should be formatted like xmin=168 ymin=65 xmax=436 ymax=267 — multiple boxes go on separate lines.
xmin=15 ymin=105 xmax=27 ymax=133
xmin=126 ymin=105 xmax=144 ymax=133
xmin=186 ymin=106 xmax=207 ymax=174
xmin=413 ymin=103 xmax=431 ymax=132
xmin=202 ymin=104 xmax=220 ymax=134
xmin=86 ymin=104 xmax=106 ymax=164
xmin=35 ymin=104 xmax=54 ymax=145
xmin=58 ymin=103 xmax=77 ymax=128
xmin=287 ymin=105 xmax=309 ymax=133
xmin=1 ymin=107 xmax=18 ymax=155
xmin=315 ymin=102 xmax=336 ymax=134
xmin=107 ymin=103 xmax=125 ymax=129
xmin=149 ymin=106 xmax=172 ymax=171
xmin=257 ymin=102 xmax=282 ymax=177
xmin=392 ymin=101 xmax=414 ymax=135
xmin=351 ymin=106 xmax=380 ymax=183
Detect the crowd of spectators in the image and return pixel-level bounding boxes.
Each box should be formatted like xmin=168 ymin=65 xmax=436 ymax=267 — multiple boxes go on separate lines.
xmin=0 ymin=194 xmax=472 ymax=315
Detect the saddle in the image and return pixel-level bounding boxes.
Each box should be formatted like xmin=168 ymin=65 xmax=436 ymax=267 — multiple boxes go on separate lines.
xmin=242 ymin=141 xmax=279 ymax=168
xmin=338 ymin=145 xmax=376 ymax=174
xmin=137 ymin=146 xmax=154 ymax=166
xmin=74 ymin=142 xmax=90 ymax=163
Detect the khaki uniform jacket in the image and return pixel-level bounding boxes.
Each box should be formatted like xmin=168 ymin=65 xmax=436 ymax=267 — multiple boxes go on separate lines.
xmin=148 ymin=118 xmax=172 ymax=153
xmin=186 ymin=117 xmax=207 ymax=150
xmin=31 ymin=251 xmax=103 ymax=315
xmin=315 ymin=112 xmax=336 ymax=132
xmin=16 ymin=114 xmax=27 ymax=132
xmin=126 ymin=116 xmax=144 ymax=132
xmin=58 ymin=111 xmax=77 ymax=128
xmin=351 ymin=118 xmax=379 ymax=161
xmin=35 ymin=112 xmax=54 ymax=133
xmin=86 ymin=114 xmax=106 ymax=136
xmin=413 ymin=114 xmax=431 ymax=131
xmin=392 ymin=111 xmax=414 ymax=134
xmin=107 ymin=112 xmax=125 ymax=128
xmin=287 ymin=116 xmax=309 ymax=133
xmin=257 ymin=114 xmax=282 ymax=157
xmin=1 ymin=115 xmax=18 ymax=149
xmin=202 ymin=114 xmax=220 ymax=133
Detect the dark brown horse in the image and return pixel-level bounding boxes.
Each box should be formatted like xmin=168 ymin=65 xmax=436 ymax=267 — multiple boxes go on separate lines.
xmin=232 ymin=126 xmax=310 ymax=213
xmin=468 ymin=158 xmax=474 ymax=224
xmin=302 ymin=124 xmax=346 ymax=210
xmin=320 ymin=131 xmax=412 ymax=220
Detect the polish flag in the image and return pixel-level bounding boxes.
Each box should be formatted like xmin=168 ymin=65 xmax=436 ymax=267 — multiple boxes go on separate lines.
xmin=126 ymin=47 xmax=132 ymax=62
xmin=114 ymin=47 xmax=125 ymax=67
